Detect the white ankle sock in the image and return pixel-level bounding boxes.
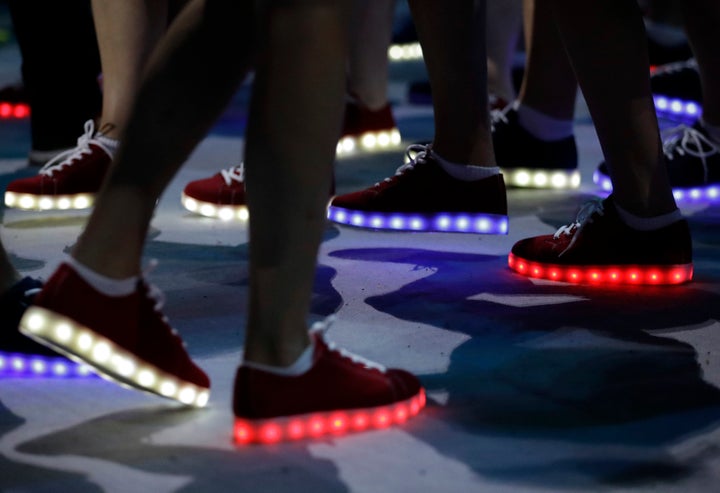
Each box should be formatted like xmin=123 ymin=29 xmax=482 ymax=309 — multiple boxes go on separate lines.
xmin=516 ymin=102 xmax=574 ymax=141
xmin=615 ymin=203 xmax=683 ymax=231
xmin=94 ymin=134 xmax=120 ymax=158
xmin=701 ymin=118 xmax=720 ymax=145
xmin=243 ymin=339 xmax=316 ymax=376
xmin=431 ymin=150 xmax=500 ymax=182
xmin=68 ymin=257 xmax=137 ymax=296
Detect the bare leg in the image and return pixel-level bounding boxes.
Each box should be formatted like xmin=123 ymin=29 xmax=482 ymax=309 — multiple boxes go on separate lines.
xmin=486 ymin=0 xmax=523 ymax=104
xmin=243 ymin=1 xmax=349 ymax=367
xmin=91 ymin=0 xmax=171 ymax=138
xmin=408 ymin=0 xmax=494 ymax=165
xmin=682 ymin=0 xmax=720 ymax=126
xmin=72 ymin=0 xmax=254 ymax=277
xmin=550 ymin=0 xmax=676 ymax=216
xmin=518 ymin=0 xmax=576 ymax=120
xmin=346 ymin=0 xmax=394 ymax=110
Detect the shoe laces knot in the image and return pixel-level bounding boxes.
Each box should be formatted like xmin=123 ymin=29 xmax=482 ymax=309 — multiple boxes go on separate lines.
xmin=490 ymin=102 xmax=514 ymax=131
xmin=662 ymin=124 xmax=719 ymax=183
xmin=374 ymin=144 xmax=430 ymax=187
xmin=554 ymin=198 xmax=604 ymax=254
xmin=39 ymin=120 xmax=110 ymax=177
xmin=310 ymin=315 xmax=387 ymax=373
xmin=220 ymin=163 xmax=245 ymax=186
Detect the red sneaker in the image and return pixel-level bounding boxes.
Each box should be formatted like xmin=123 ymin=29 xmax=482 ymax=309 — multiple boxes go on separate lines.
xmin=4 ymin=120 xmax=112 ymax=211
xmin=328 ymin=144 xmax=508 ymax=233
xmin=19 ymin=263 xmax=211 ymax=406
xmin=508 ymin=196 xmax=693 ymax=285
xmin=233 ymin=318 xmax=426 ymax=445
xmin=181 ymin=165 xmax=248 ymax=220
xmin=337 ymin=100 xmax=402 ymax=156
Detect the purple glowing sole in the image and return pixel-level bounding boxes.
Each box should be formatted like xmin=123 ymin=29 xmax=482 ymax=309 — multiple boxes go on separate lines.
xmin=327 ymin=206 xmax=508 ymax=234
xmin=0 ymin=351 xmax=95 ymax=378
xmin=593 ymin=171 xmax=720 ymax=204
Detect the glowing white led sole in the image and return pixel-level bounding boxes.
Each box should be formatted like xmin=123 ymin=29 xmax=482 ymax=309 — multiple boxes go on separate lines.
xmin=388 ymin=42 xmax=423 ymax=62
xmin=181 ymin=193 xmax=249 ymax=221
xmin=20 ymin=306 xmax=210 ymax=407
xmin=4 ymin=191 xmax=94 ymax=211
xmin=336 ymin=128 xmax=402 ymax=156
xmin=502 ymin=168 xmax=581 ymax=189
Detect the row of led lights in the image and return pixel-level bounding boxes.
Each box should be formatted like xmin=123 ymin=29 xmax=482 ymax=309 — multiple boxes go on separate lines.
xmin=504 ymin=169 xmax=581 ymax=189
xmin=22 ymin=308 xmax=209 ymax=407
xmin=182 ymin=195 xmax=249 ymax=221
xmin=0 ymin=351 xmax=94 ymax=378
xmin=327 ymin=207 xmax=509 ymax=234
xmin=0 ymin=102 xmax=30 ymax=119
xmin=387 ymin=42 xmax=423 ymax=62
xmin=5 ymin=192 xmax=93 ymax=211
xmin=336 ymin=129 xmax=402 ymax=156
xmin=508 ymin=255 xmax=693 ymax=285
xmin=594 ymin=171 xmax=720 ymax=203
xmin=235 ymin=391 xmax=426 ymax=445
xmin=654 ymin=96 xmax=701 ymax=119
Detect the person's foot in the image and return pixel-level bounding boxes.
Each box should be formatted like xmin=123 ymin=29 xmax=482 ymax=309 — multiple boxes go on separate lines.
xmin=1 ymin=277 xmax=92 ymax=378
xmin=328 ymin=144 xmax=508 ymax=234
xmin=233 ymin=317 xmax=425 ymax=445
xmin=491 ymin=105 xmax=580 ymax=189
xmin=182 ymin=164 xmax=249 ymax=220
xmin=508 ymin=196 xmax=693 ymax=285
xmin=20 ymin=262 xmax=210 ymax=405
xmin=0 ymin=82 xmax=30 ymax=120
xmin=337 ymin=99 xmax=402 ymax=157
xmin=594 ymin=122 xmax=720 ymax=203
xmin=4 ymin=120 xmax=113 ymax=211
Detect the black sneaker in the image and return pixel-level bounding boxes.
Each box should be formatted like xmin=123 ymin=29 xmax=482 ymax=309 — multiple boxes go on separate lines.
xmin=0 ymin=277 xmax=91 ymax=377
xmin=509 ymin=196 xmax=693 ymax=285
xmin=594 ymin=122 xmax=720 ymax=203
xmin=492 ymin=105 xmax=580 ymax=189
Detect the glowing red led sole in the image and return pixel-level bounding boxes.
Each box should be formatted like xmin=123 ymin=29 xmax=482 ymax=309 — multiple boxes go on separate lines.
xmin=508 ymin=253 xmax=693 ymax=286
xmin=233 ymin=389 xmax=426 ymax=445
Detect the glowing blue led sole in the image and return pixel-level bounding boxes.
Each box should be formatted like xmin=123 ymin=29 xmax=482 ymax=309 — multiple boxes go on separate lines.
xmin=327 ymin=206 xmax=508 ymax=234
xmin=593 ymin=170 xmax=720 ymax=204
xmin=0 ymin=351 xmax=94 ymax=378
xmin=654 ymin=95 xmax=702 ymax=122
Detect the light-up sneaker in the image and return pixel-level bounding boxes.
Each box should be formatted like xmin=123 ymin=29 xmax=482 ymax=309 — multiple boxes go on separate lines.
xmin=4 ymin=120 xmax=112 ymax=211
xmin=20 ymin=263 xmax=210 ymax=406
xmin=233 ymin=317 xmax=425 ymax=445
xmin=0 ymin=277 xmax=92 ymax=378
xmin=491 ymin=105 xmax=580 ymax=189
xmin=328 ymin=144 xmax=508 ymax=234
xmin=594 ymin=122 xmax=720 ymax=203
xmin=182 ymin=164 xmax=248 ymax=221
xmin=508 ymin=196 xmax=693 ymax=285
xmin=336 ymin=100 xmax=402 ymax=156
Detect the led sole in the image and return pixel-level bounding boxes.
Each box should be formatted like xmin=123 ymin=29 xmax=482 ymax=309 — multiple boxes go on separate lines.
xmin=388 ymin=42 xmax=423 ymax=62
xmin=654 ymin=95 xmax=701 ymax=121
xmin=593 ymin=170 xmax=720 ymax=204
xmin=502 ymin=168 xmax=581 ymax=189
xmin=0 ymin=350 xmax=94 ymax=378
xmin=0 ymin=102 xmax=30 ymax=119
xmin=327 ymin=206 xmax=508 ymax=234
xmin=20 ymin=306 xmax=210 ymax=407
xmin=336 ymin=128 xmax=402 ymax=157
xmin=234 ymin=389 xmax=426 ymax=445
xmin=181 ymin=193 xmax=249 ymax=221
xmin=508 ymin=253 xmax=693 ymax=285
xmin=4 ymin=191 xmax=95 ymax=211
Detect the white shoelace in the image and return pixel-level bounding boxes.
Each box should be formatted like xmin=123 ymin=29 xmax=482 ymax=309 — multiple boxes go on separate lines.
xmin=375 ymin=143 xmax=430 ymax=187
xmin=553 ymin=199 xmax=605 ymax=256
xmin=662 ymin=124 xmax=720 ymax=183
xmin=220 ymin=163 xmax=245 ymax=186
xmin=311 ymin=316 xmax=386 ymax=373
xmin=651 ymin=57 xmax=697 ymax=77
xmin=39 ymin=120 xmax=112 ymax=177
xmin=490 ymin=103 xmax=514 ymax=132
